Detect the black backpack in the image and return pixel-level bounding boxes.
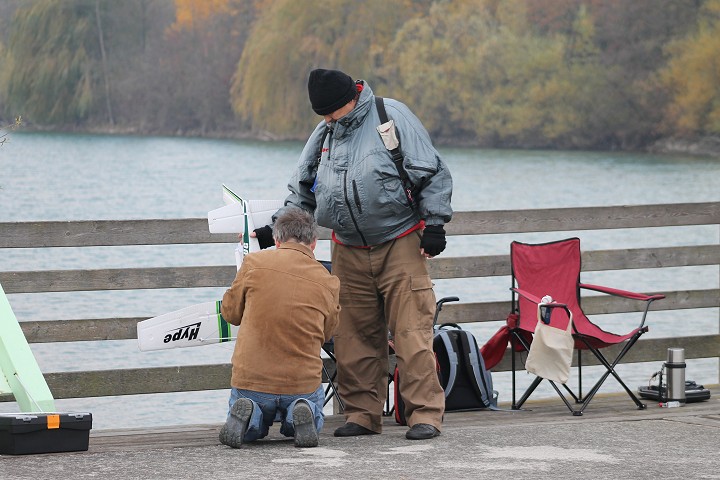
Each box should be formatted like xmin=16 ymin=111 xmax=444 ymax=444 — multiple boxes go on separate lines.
xmin=433 ymin=324 xmax=499 ymax=412
xmin=394 ymin=323 xmax=499 ymax=425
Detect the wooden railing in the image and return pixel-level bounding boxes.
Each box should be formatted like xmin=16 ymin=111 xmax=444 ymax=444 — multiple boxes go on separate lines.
xmin=1 ymin=202 xmax=718 ymax=401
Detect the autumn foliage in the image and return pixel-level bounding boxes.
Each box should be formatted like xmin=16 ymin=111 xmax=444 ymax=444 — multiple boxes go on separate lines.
xmin=0 ymin=0 xmax=717 ymax=151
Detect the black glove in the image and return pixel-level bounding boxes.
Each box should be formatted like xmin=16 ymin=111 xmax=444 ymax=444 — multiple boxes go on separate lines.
xmin=253 ymin=225 xmax=274 ymax=249
xmin=420 ymin=225 xmax=446 ymax=256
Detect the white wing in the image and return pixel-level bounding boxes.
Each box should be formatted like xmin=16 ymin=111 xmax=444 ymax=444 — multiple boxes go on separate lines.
xmin=136 ymin=301 xmax=239 ymax=351
xmin=207 ymin=185 xmax=283 ymax=269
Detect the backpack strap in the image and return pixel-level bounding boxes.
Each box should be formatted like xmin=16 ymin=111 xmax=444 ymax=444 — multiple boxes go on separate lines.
xmin=436 ymin=330 xmax=458 ymax=399
xmin=374 ymin=96 xmax=416 ymax=208
xmin=458 ymin=331 xmax=501 ymax=409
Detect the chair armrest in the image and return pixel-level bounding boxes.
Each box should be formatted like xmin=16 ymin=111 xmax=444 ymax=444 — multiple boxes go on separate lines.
xmin=579 ymin=283 xmax=664 ymax=329
xmin=511 ymin=287 xmax=542 ymax=305
xmin=510 ymin=287 xmax=573 ymax=324
xmin=579 ymin=283 xmax=666 ymax=302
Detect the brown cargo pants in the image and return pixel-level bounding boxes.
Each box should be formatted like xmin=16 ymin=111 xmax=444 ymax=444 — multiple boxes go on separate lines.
xmin=331 ymin=231 xmax=445 ymax=432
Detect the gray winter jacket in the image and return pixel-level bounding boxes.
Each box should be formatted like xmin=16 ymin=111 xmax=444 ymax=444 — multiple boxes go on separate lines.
xmin=280 ymin=81 xmax=453 ymax=247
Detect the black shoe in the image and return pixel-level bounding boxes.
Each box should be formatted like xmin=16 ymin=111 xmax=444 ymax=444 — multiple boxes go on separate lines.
xmin=333 ymin=422 xmax=378 ymax=437
xmin=292 ymin=402 xmax=319 ymax=448
xmin=219 ymin=398 xmax=253 ymax=448
xmin=406 ymin=423 xmax=440 ymax=440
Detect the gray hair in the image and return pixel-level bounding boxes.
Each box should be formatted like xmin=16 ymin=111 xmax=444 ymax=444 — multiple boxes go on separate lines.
xmin=272 ymin=208 xmax=318 ymax=245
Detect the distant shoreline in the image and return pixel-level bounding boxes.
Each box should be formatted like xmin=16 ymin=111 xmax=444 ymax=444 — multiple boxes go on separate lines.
xmin=8 ymin=123 xmax=720 ymax=158
xmin=647 ymin=136 xmax=720 ymax=158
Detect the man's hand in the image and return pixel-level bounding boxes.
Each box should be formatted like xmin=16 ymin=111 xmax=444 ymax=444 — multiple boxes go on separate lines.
xmin=251 ymin=225 xmax=274 ymax=249
xmin=420 ymin=225 xmax=446 ymax=258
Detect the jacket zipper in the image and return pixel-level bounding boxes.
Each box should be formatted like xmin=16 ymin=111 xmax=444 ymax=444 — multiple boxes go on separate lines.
xmin=344 ymin=171 xmax=367 ymax=246
xmin=352 ymin=180 xmax=363 ymax=214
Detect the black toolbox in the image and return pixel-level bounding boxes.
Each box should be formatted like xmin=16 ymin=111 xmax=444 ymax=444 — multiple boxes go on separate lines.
xmin=0 ymin=412 xmax=92 ymax=455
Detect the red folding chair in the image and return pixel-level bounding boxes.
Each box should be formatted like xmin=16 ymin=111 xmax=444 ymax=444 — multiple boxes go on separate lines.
xmin=507 ymin=237 xmax=665 ymax=415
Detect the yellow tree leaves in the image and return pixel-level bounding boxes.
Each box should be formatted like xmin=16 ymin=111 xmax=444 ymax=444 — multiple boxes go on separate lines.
xmin=662 ymin=0 xmax=720 ymax=135
xmin=172 ymin=0 xmax=231 ymax=31
xmin=385 ymin=0 xmax=608 ymax=147
xmin=230 ymin=0 xmax=429 ymax=137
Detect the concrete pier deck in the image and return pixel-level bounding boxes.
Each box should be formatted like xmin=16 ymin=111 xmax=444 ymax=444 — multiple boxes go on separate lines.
xmin=1 ymin=389 xmax=718 ymax=479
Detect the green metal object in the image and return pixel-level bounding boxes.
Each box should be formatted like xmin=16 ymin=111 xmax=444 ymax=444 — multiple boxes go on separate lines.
xmin=0 ymin=283 xmax=55 ymax=412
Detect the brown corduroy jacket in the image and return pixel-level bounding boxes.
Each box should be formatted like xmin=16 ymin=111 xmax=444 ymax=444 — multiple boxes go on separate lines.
xmin=221 ymin=242 xmax=340 ymax=394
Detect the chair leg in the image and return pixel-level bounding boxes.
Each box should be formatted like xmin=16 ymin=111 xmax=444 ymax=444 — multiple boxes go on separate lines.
xmin=511 ymin=335 xmax=518 ymax=409
xmin=560 ymin=383 xmax=581 ymax=404
xmin=514 ymin=375 xmax=543 ymax=409
xmin=321 ymin=346 xmax=345 ymax=411
xmin=577 ymin=349 xmax=583 ymax=402
xmin=574 ymin=333 xmax=647 ymax=415
xmin=511 ymin=331 xmax=535 ymax=409
xmin=322 ymin=364 xmax=344 ymax=410
xmin=548 ymin=380 xmax=580 ymax=414
xmin=511 ymin=330 xmax=562 ymax=411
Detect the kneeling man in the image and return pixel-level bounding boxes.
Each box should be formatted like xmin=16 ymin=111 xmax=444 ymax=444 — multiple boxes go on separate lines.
xmin=219 ymin=208 xmax=340 ymax=448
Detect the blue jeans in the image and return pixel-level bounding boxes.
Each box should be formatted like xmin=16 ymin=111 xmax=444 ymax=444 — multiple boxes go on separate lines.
xmin=227 ymin=385 xmax=325 ymax=442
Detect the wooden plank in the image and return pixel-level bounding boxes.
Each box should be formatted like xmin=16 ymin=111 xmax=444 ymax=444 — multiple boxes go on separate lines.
xmin=578 ymin=289 xmax=720 ymax=314
xmin=0 ymin=219 xmax=232 ymax=247
xmin=44 ymin=364 xmax=235 ymax=398
xmin=3 ymin=245 xmax=718 ymax=293
xmin=0 ymin=265 xmax=237 ymax=293
xmin=0 ymin=360 xmax=337 ymax=401
xmin=446 ymin=202 xmax=720 ymax=235
xmin=427 ymin=254 xmax=510 ymax=279
xmin=16 ymin=289 xmax=719 ymax=343
xmin=0 ymin=219 xmax=332 ymax=248
xmin=1 ymin=202 xmax=717 ymax=248
xmin=582 ymin=245 xmax=720 ymax=271
xmin=21 ymin=318 xmax=142 ymax=342
xmin=0 ymin=336 xmax=714 ymax=401
xmin=427 ymin=245 xmax=720 ymax=279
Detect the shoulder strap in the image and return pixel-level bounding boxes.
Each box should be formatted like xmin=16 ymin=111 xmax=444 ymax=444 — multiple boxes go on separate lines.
xmin=375 ymin=96 xmax=389 ymax=123
xmin=458 ymin=330 xmax=499 ymax=409
xmin=374 ymin=96 xmax=416 ymax=207
xmin=436 ymin=330 xmax=458 ymax=399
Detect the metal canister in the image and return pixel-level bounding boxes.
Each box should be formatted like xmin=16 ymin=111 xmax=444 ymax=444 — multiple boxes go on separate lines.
xmin=664 ymin=348 xmax=686 ymax=405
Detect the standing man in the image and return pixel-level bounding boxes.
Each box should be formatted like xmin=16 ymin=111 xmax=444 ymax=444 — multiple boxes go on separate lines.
xmin=254 ymin=68 xmax=452 ymax=440
xmin=220 ymin=208 xmax=340 ymax=448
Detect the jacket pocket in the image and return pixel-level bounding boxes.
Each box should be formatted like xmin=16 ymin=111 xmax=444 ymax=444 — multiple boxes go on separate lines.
xmin=380 ymin=176 xmax=410 ymax=216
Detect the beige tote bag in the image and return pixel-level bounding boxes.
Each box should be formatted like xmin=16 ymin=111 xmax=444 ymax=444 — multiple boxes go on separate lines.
xmin=525 ymin=302 xmax=574 ymax=384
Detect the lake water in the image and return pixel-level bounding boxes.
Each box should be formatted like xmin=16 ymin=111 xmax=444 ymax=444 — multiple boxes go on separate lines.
xmin=0 ymin=131 xmax=718 ymax=430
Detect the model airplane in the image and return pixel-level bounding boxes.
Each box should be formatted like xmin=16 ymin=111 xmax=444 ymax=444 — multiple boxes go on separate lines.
xmin=136 ymin=186 xmax=282 ymax=351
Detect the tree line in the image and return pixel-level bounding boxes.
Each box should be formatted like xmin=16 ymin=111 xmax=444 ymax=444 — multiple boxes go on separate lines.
xmin=0 ymin=0 xmax=718 ymax=151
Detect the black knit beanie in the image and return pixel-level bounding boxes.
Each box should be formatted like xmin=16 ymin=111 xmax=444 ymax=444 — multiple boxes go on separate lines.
xmin=307 ymin=69 xmax=356 ymax=115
